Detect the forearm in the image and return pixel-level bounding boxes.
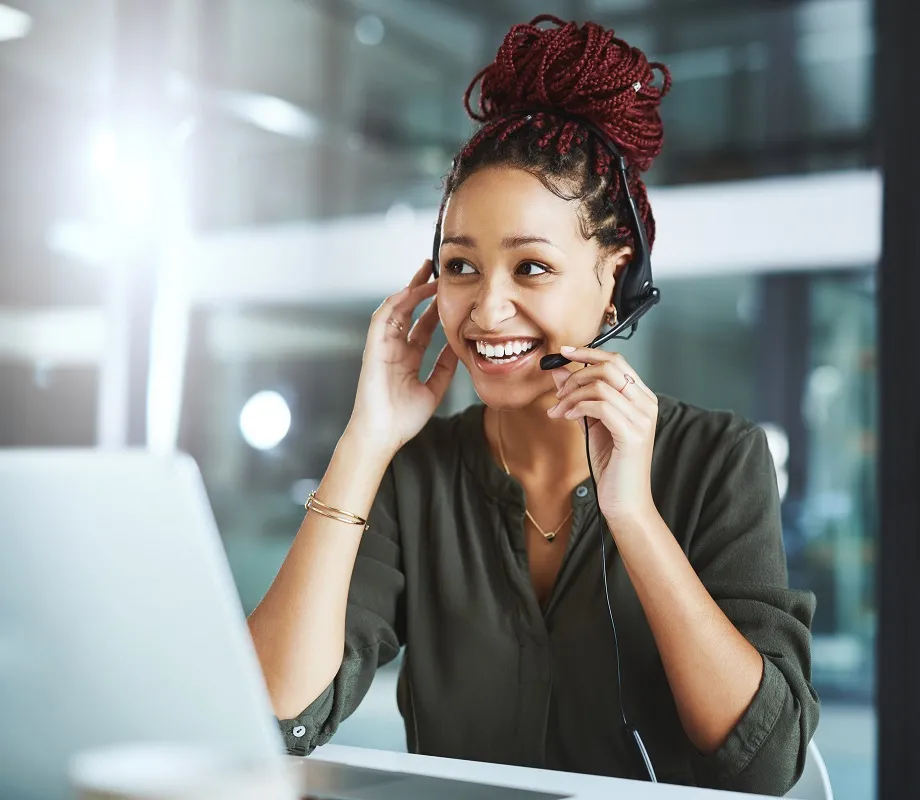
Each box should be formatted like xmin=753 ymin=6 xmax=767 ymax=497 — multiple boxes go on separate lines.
xmin=247 ymin=426 xmax=393 ymax=720
xmin=610 ymin=508 xmax=764 ymax=754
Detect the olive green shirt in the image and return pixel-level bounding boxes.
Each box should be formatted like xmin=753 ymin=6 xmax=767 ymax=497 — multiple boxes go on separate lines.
xmin=278 ymin=395 xmax=819 ymax=796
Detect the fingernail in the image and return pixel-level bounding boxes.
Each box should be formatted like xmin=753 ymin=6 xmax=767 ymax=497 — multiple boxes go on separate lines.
xmin=560 ymin=345 xmax=576 ymax=354
xmin=547 ymin=403 xmax=559 ymax=416
xmin=564 ymin=408 xmax=578 ymax=418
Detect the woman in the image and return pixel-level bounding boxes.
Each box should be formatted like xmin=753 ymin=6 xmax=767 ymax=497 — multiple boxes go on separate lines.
xmin=248 ymin=15 xmax=819 ymax=795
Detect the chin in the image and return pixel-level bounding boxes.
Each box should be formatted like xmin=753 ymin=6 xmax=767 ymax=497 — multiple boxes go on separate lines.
xmin=467 ymin=368 xmax=555 ymax=411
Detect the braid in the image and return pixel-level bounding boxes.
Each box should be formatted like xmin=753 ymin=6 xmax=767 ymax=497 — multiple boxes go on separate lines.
xmin=448 ymin=15 xmax=671 ymax=253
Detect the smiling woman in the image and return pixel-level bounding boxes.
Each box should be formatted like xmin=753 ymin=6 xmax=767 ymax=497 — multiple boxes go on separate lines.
xmin=436 ymin=167 xmax=624 ymax=399
xmin=246 ymin=14 xmax=819 ymax=796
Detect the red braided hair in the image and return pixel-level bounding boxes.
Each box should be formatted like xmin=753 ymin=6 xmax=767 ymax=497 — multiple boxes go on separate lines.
xmin=442 ymin=15 xmax=671 ymax=253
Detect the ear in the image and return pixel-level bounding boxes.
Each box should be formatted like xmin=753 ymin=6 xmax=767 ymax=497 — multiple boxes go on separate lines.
xmin=605 ymin=246 xmax=633 ymax=312
xmin=612 ymin=246 xmax=633 ymax=280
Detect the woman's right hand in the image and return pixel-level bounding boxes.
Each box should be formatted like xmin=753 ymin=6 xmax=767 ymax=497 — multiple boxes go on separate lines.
xmin=347 ymin=260 xmax=459 ymax=457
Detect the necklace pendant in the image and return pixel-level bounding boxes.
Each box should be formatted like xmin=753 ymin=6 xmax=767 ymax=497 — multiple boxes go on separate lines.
xmin=544 ymin=531 xmax=556 ymax=542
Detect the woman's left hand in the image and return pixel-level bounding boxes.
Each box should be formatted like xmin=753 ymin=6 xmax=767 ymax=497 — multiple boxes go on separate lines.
xmin=547 ymin=347 xmax=659 ymax=525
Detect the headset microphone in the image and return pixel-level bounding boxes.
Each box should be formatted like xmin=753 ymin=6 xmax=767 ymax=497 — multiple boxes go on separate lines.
xmin=539 ymin=288 xmax=660 ymax=370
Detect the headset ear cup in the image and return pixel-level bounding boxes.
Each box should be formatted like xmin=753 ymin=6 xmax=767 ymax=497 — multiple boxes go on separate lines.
xmin=617 ymin=242 xmax=653 ymax=318
xmin=431 ymin=219 xmax=442 ymax=278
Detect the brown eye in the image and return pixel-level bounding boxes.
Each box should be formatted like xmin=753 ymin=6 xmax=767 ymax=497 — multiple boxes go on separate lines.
xmin=445 ymin=259 xmax=477 ymax=276
xmin=517 ymin=262 xmax=549 ymax=276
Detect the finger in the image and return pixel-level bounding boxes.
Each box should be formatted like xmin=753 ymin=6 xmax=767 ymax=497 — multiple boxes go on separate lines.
xmin=609 ymin=357 xmax=657 ymax=405
xmin=549 ymin=381 xmax=645 ymax=426
xmin=557 ymin=364 xmax=607 ymax=397
xmin=371 ymin=260 xmax=435 ymax=325
xmin=559 ymin=399 xmax=653 ymax=447
xmin=408 ymin=259 xmax=435 ymax=289
xmin=559 ymin=400 xmax=624 ymax=439
xmin=558 ymin=347 xmax=657 ymax=404
xmin=424 ymin=343 xmax=459 ymax=402
xmin=371 ymin=287 xmax=412 ymax=339
xmin=407 ymin=296 xmax=441 ymax=350
xmin=396 ymin=279 xmax=438 ymax=315
xmin=372 ymin=286 xmax=409 ymax=319
xmin=559 ymin=363 xmax=653 ymax=406
xmin=558 ymin=345 xmax=614 ymax=365
xmin=550 ymin=368 xmax=570 ymax=392
xmin=384 ymin=280 xmax=438 ymax=333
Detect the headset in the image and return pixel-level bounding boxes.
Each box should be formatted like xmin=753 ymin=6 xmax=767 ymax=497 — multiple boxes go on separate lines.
xmin=431 ymin=109 xmax=661 ymax=783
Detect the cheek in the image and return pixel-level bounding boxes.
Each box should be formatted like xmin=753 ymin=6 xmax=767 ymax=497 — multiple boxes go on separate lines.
xmin=436 ymin=288 xmax=466 ymax=342
xmin=528 ymin=294 xmax=602 ymax=341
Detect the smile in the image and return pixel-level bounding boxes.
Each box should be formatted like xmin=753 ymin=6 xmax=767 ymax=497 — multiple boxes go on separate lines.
xmin=468 ymin=338 xmax=543 ymax=374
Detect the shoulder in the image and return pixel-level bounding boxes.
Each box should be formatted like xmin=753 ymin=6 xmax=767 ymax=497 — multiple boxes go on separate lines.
xmin=388 ymin=404 xmax=483 ymax=487
xmin=398 ymin=404 xmax=479 ymax=459
xmin=652 ymin=394 xmax=776 ymax=506
xmin=653 ymin=396 xmax=785 ymax=576
xmin=655 ymin=393 xmax=768 ymax=462
xmin=374 ymin=405 xmax=487 ymax=534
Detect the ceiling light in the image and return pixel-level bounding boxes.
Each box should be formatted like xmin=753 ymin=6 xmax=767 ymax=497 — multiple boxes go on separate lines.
xmin=354 ymin=15 xmax=384 ymax=46
xmin=0 ymin=4 xmax=32 ymax=42
xmin=239 ymin=391 xmax=292 ymax=451
xmin=214 ymin=90 xmax=318 ymax=140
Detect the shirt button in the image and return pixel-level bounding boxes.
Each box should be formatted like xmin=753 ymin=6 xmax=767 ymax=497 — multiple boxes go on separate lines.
xmin=576 ymin=486 xmax=589 ymax=498
xmin=292 ymin=725 xmax=306 ymax=738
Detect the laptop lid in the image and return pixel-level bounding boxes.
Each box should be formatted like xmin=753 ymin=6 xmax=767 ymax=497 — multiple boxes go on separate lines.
xmin=0 ymin=450 xmax=284 ymax=800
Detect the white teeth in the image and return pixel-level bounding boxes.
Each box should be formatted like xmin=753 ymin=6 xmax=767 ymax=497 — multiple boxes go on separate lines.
xmin=475 ymin=339 xmax=538 ymax=361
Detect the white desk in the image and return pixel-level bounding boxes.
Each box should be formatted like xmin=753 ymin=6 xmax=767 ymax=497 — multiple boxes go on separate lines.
xmin=303 ymin=744 xmax=777 ymax=800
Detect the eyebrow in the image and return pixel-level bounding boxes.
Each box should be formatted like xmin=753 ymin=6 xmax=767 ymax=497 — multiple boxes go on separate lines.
xmin=440 ymin=234 xmax=562 ymax=251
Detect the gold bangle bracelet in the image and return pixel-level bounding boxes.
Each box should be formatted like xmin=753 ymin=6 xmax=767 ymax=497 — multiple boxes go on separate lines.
xmin=305 ymin=491 xmax=369 ymax=531
xmin=305 ymin=498 xmax=369 ymax=530
xmin=307 ymin=495 xmax=367 ymax=525
xmin=307 ymin=492 xmax=365 ymax=523
xmin=308 ymin=503 xmax=368 ymax=529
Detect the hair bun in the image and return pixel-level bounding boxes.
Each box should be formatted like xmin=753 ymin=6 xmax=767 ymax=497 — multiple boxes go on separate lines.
xmin=464 ymin=15 xmax=671 ymax=172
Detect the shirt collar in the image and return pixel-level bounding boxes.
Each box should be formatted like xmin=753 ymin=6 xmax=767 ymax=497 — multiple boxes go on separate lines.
xmin=457 ymin=395 xmax=678 ymax=505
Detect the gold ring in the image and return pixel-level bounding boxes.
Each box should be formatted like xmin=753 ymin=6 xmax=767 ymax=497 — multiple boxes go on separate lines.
xmin=621 ymin=374 xmax=636 ymax=392
xmin=387 ymin=318 xmax=404 ymax=333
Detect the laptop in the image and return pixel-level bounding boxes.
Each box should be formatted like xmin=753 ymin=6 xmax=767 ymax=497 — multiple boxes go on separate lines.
xmin=0 ymin=450 xmax=567 ymax=800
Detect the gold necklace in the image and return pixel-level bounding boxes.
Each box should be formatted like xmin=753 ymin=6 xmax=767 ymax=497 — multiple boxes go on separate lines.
xmin=496 ymin=411 xmax=573 ymax=543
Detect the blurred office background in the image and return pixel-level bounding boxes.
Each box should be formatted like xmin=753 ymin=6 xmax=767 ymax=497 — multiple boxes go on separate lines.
xmin=0 ymin=0 xmax=877 ymax=797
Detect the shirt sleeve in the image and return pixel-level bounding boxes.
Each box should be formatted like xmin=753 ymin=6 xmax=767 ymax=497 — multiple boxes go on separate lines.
xmin=686 ymin=426 xmax=820 ymax=796
xmin=276 ymin=462 xmax=406 ymax=755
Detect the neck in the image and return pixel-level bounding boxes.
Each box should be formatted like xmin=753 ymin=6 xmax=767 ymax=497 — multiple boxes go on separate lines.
xmin=485 ymin=390 xmax=590 ymax=487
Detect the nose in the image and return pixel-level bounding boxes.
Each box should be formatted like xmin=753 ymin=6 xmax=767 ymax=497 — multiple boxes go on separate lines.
xmin=470 ymin=274 xmax=516 ymax=331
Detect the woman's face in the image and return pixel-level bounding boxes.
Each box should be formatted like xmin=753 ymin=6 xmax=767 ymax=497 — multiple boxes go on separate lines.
xmin=437 ymin=166 xmax=625 ymax=410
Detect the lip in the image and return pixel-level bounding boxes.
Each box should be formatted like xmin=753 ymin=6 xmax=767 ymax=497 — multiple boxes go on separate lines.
xmin=468 ymin=340 xmax=544 ymax=375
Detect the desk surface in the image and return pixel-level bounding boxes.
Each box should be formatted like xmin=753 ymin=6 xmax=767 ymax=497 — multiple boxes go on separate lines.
xmin=305 ymin=744 xmax=778 ymax=800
